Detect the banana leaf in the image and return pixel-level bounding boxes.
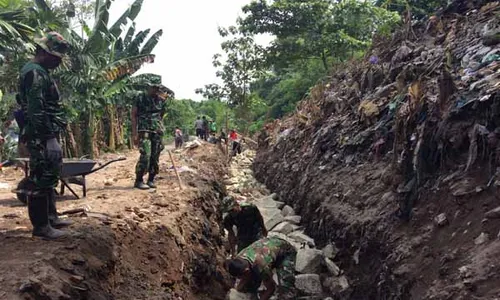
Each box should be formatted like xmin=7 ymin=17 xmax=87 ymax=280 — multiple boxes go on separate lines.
xmin=109 ymin=0 xmax=143 ymax=39
xmin=140 ymin=29 xmax=163 ymax=55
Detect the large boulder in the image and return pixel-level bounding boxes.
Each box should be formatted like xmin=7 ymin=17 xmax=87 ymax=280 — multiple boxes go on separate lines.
xmin=284 ymin=215 xmax=301 ymax=225
xmin=267 ymin=232 xmax=302 ymax=250
xmin=323 ymin=276 xmax=350 ymax=294
xmin=264 ymin=211 xmax=285 ymax=230
xmin=288 ymin=231 xmax=315 ymax=247
xmin=295 ymin=248 xmax=323 ymax=273
xmin=271 ymin=222 xmax=296 ymax=235
xmin=254 ymin=197 xmax=280 ymax=209
xmin=322 ymin=243 xmax=339 ymax=260
xmin=295 ymin=274 xmax=323 ymax=295
xmin=324 ymin=257 xmax=340 ymax=276
xmin=281 ymin=205 xmax=295 ymax=217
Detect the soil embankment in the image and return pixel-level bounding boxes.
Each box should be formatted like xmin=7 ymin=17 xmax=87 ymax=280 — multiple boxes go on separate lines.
xmin=254 ymin=2 xmax=500 ymax=299
xmin=0 ymin=144 xmax=230 ymax=300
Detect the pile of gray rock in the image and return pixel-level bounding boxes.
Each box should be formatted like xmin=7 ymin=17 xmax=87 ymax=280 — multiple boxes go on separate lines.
xmin=225 ymin=150 xmax=349 ymax=299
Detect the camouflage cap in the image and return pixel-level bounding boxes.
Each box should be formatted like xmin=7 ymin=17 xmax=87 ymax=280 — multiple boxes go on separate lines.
xmin=34 ymin=31 xmax=69 ymax=58
xmin=146 ymin=74 xmax=163 ymax=88
xmin=221 ymin=196 xmax=237 ymax=213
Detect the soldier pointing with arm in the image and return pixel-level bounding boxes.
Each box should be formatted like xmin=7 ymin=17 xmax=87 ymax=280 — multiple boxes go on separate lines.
xmin=19 ymin=32 xmax=71 ymax=240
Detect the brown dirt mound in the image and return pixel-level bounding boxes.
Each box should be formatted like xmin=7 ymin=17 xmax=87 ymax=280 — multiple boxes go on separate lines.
xmin=0 ymin=143 xmax=230 ymax=300
xmin=254 ymin=1 xmax=500 ymax=299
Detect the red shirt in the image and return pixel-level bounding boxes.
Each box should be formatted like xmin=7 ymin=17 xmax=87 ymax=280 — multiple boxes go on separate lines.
xmin=229 ymin=132 xmax=238 ymax=141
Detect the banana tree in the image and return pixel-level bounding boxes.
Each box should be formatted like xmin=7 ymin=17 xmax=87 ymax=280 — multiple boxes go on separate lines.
xmin=0 ymin=0 xmax=34 ymax=51
xmin=56 ymin=0 xmax=164 ymax=156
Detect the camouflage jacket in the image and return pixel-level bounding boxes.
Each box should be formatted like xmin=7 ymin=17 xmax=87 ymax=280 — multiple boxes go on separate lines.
xmin=238 ymin=236 xmax=293 ymax=280
xmin=136 ymin=92 xmax=166 ymax=133
xmin=19 ymin=62 xmax=66 ymax=142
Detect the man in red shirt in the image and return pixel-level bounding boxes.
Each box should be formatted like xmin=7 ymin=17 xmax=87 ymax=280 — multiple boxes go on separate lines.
xmin=229 ymin=129 xmax=241 ymax=156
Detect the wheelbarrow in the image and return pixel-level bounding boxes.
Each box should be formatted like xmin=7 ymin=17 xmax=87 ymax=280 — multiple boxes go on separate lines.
xmin=14 ymin=157 xmax=126 ymax=204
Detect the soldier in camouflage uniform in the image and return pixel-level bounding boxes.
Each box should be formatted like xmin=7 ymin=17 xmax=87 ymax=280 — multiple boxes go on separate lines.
xmin=226 ymin=236 xmax=297 ymax=300
xmin=221 ymin=196 xmax=268 ymax=256
xmin=19 ymin=32 xmax=71 ymax=240
xmin=132 ymin=76 xmax=167 ymax=189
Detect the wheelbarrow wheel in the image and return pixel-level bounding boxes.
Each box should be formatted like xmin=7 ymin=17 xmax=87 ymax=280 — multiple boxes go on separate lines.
xmin=16 ymin=177 xmax=30 ymax=205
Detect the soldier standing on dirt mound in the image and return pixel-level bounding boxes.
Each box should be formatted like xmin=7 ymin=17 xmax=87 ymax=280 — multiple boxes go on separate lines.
xmin=19 ymin=32 xmax=72 ymax=240
xmin=132 ymin=76 xmax=167 ymax=190
xmin=222 ymin=196 xmax=268 ymax=257
xmin=226 ymin=236 xmax=297 ymax=300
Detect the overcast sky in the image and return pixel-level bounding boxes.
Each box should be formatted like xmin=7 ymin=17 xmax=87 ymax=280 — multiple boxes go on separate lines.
xmin=108 ymin=0 xmax=268 ymax=101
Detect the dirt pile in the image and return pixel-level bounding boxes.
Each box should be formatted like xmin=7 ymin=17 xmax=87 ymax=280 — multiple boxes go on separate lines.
xmin=254 ymin=1 xmax=500 ymax=299
xmin=0 ymin=144 xmax=230 ymax=300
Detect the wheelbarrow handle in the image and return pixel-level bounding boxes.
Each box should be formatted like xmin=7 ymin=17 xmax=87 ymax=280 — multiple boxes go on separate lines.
xmin=79 ymin=157 xmax=126 ymax=176
xmin=0 ymin=160 xmax=13 ymax=168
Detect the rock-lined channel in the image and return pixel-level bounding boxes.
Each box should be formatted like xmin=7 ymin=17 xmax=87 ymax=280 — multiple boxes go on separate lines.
xmin=224 ymin=150 xmax=348 ymax=299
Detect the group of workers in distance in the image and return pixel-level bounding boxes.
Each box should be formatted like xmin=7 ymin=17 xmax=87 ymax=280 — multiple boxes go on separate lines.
xmin=194 ymin=115 xmax=216 ymax=141
xmin=16 ymin=31 xmax=293 ymax=298
xmin=222 ymin=196 xmax=297 ymax=300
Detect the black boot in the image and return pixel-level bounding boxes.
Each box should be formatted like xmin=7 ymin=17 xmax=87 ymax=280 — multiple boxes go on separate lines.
xmin=134 ymin=173 xmax=149 ymax=190
xmin=48 ymin=189 xmax=73 ymax=228
xmin=28 ymin=192 xmax=67 ymax=240
xmin=147 ymin=174 xmax=156 ymax=189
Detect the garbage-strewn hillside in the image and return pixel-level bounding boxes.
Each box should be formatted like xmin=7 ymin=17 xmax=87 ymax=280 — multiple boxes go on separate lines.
xmin=254 ymin=1 xmax=500 ymax=299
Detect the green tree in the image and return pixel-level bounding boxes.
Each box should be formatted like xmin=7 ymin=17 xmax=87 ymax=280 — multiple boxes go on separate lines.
xmin=0 ymin=1 xmax=34 ymax=51
xmin=240 ymin=0 xmax=400 ymax=70
xmin=56 ymin=0 xmax=163 ymax=156
xmin=252 ymin=58 xmax=327 ymax=119
xmin=196 ymin=26 xmax=265 ymax=132
xmin=376 ymin=0 xmax=449 ymax=19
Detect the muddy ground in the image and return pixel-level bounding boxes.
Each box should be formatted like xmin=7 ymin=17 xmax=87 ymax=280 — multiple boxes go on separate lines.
xmin=0 ymin=144 xmax=230 ymax=300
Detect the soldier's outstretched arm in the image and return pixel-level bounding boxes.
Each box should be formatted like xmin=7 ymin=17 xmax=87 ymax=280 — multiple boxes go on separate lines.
xmin=25 ymin=70 xmax=54 ymax=141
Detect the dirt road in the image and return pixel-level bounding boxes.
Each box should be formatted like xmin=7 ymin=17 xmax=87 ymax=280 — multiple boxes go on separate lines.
xmin=0 ymin=144 xmax=230 ymax=300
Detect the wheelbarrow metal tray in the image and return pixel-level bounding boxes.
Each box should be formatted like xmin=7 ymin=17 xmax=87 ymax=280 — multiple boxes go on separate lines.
xmin=61 ymin=159 xmax=97 ymax=177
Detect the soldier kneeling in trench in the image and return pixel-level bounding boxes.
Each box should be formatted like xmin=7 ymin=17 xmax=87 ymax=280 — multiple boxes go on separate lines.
xmin=226 ymin=236 xmax=297 ymax=300
xmin=222 ymin=196 xmax=268 ymax=257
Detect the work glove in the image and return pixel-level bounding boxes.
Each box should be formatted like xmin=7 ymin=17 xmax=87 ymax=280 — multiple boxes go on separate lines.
xmin=45 ymin=138 xmax=63 ymax=163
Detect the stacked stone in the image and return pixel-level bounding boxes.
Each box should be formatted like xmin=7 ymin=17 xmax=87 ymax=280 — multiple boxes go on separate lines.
xmin=225 ymin=150 xmax=350 ymax=299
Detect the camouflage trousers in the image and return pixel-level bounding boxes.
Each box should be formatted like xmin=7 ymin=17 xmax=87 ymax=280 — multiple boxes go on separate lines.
xmin=275 ymin=246 xmax=297 ymax=299
xmin=26 ymin=139 xmax=61 ymax=191
xmin=136 ymin=131 xmax=164 ymax=179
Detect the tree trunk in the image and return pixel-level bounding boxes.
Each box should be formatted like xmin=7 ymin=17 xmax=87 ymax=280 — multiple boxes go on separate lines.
xmin=93 ymin=117 xmax=101 ymax=158
xmin=106 ymin=105 xmax=116 ymax=151
xmin=115 ymin=107 xmax=125 ymax=150
xmin=65 ymin=125 xmax=78 ymax=158
xmin=321 ymin=51 xmax=328 ymax=71
xmin=72 ymin=123 xmax=82 ymax=157
xmin=82 ymin=110 xmax=95 ymax=158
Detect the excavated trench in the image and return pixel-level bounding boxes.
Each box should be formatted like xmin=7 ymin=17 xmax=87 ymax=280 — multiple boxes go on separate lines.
xmin=4 ymin=146 xmax=232 ymax=300
xmin=18 ymin=191 xmax=231 ymax=300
